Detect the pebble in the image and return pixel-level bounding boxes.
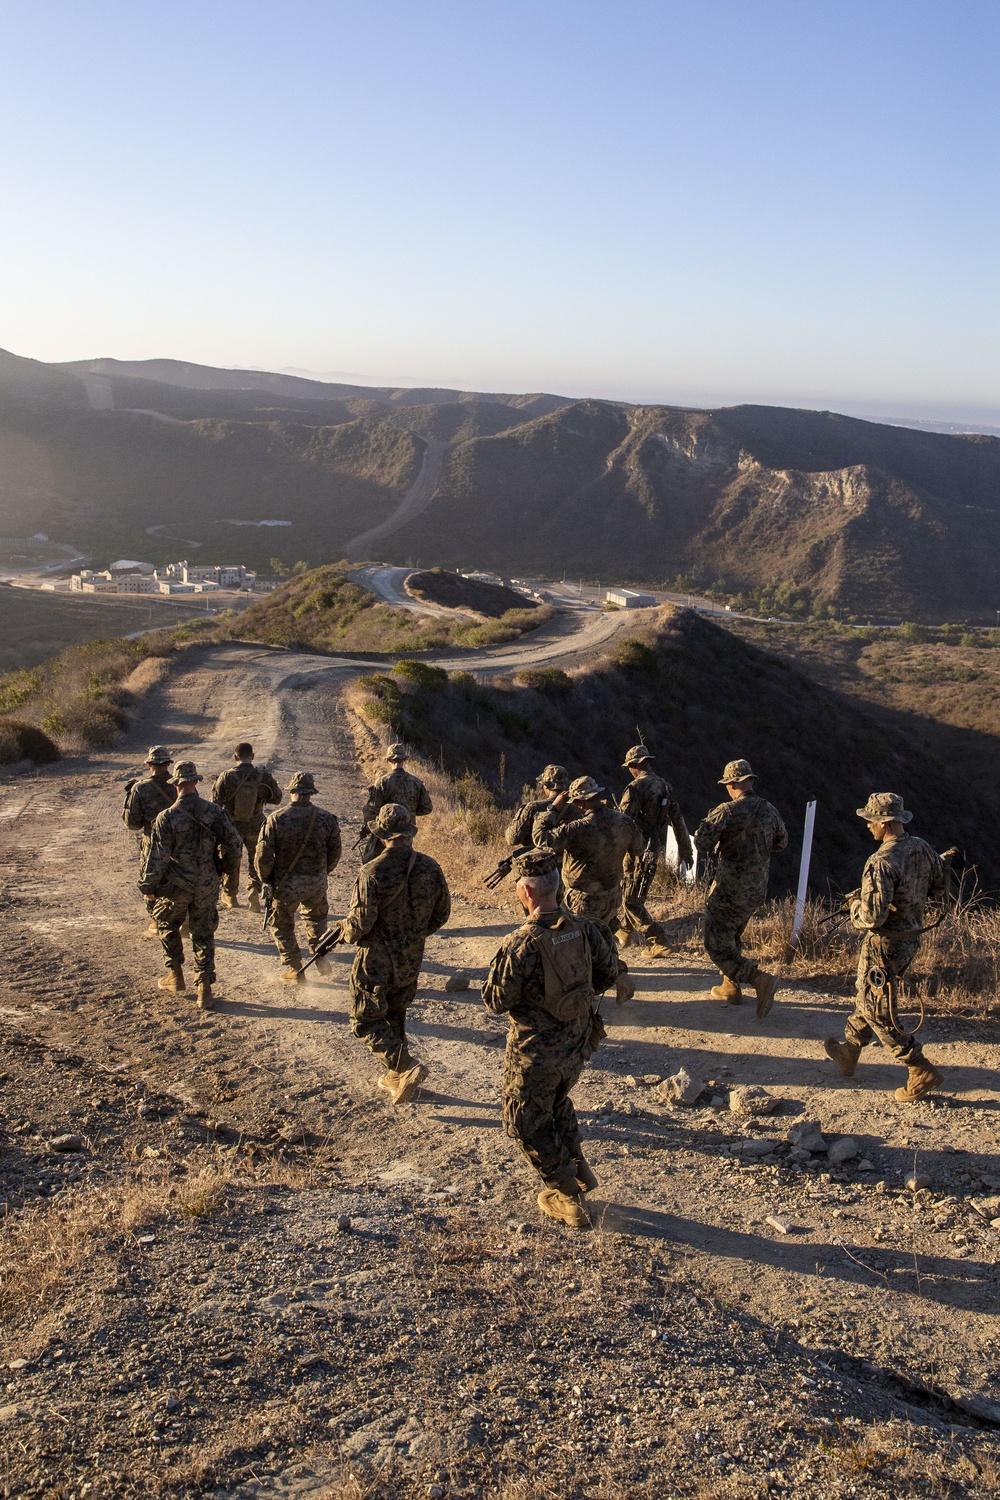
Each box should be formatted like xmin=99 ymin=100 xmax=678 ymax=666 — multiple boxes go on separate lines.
xmin=7 ymin=1359 xmax=29 ymax=1371
xmin=641 ymin=1074 xmax=662 ymax=1086
xmin=48 ymin=1134 xmax=85 ymax=1153
xmin=729 ymin=1085 xmax=779 ymax=1118
xmin=827 ymin=1136 xmax=858 ymax=1166
xmin=657 ymin=1067 xmax=703 ymax=1107
xmin=336 ymin=1216 xmax=353 ymax=1233
xmin=428 ymin=1487 xmax=445 ymax=1499
xmin=766 ymin=1215 xmax=794 ymax=1235
xmin=906 ymin=1173 xmax=931 ymax=1192
xmin=856 ymin=1158 xmax=875 ymax=1172
xmin=444 ymin=971 xmax=471 ymax=993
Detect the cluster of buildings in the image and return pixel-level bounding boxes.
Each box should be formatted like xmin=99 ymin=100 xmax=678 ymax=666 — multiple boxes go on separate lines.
xmin=66 ymin=560 xmax=276 ymax=596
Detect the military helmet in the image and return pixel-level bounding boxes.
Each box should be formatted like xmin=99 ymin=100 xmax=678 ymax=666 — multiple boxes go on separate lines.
xmin=513 ymin=848 xmax=559 ymax=880
xmin=568 ymin=774 xmax=604 ymax=800
xmin=622 ymin=744 xmax=654 ymax=768
xmin=170 ymin=760 xmax=201 ymax=784
xmin=538 ymin=763 xmax=569 ymax=791
xmin=146 ymin=745 xmax=172 ymax=765
xmin=385 ymin=743 xmax=408 ymax=762
xmin=372 ymin=801 xmax=417 ymax=837
xmin=856 ymin=792 xmax=913 ymax=825
xmin=286 ymin=771 xmax=317 ymax=794
xmin=719 ymin=758 xmax=755 ymax=785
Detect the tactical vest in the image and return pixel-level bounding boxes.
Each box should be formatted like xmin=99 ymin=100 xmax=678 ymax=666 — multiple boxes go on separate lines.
xmin=529 ymin=915 xmax=594 ymax=1023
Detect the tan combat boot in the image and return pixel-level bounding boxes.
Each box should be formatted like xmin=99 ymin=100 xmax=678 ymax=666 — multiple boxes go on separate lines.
xmin=280 ymin=964 xmax=305 ymax=986
xmin=894 ymin=1058 xmax=944 ymax=1103
xmin=574 ymin=1154 xmax=599 ymax=1194
xmin=751 ymin=970 xmax=779 ymax=1020
xmin=646 ymin=940 xmax=671 ymax=959
xmin=824 ymin=1037 xmax=862 ymax=1077
xmin=196 ymin=981 xmax=214 ymax=1011
xmin=615 ymin=927 xmax=633 ymax=948
xmin=615 ymin=972 xmax=636 ymax=1005
xmin=711 ymin=976 xmax=743 ymax=1004
xmin=221 ymin=893 xmax=240 ymax=910
xmin=390 ymin=1064 xmax=427 ymax=1105
xmin=247 ymin=891 xmax=262 ymax=914
xmin=537 ymin=1189 xmax=590 ymax=1229
xmin=143 ymin=920 xmax=159 ymax=939
xmin=158 ymin=966 xmax=186 ymax=993
xmin=377 ymin=1069 xmax=401 ymax=1097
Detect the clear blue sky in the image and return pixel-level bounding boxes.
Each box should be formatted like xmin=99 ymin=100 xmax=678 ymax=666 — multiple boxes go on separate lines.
xmin=1 ymin=0 xmax=997 ymax=420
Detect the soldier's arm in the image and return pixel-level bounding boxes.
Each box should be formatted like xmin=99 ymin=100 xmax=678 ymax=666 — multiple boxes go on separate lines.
xmin=340 ymin=870 xmax=378 ymax=944
xmin=361 ymin=783 xmax=382 ymax=829
xmin=217 ymin=810 xmax=244 ymax=878
xmin=124 ymin=785 xmax=146 ymax=832
xmin=693 ymin=806 xmax=724 ymax=856
xmin=852 ymin=858 xmax=894 ymax=930
xmin=263 ymin=770 xmax=282 ymax=807
xmin=255 ymin=818 xmax=276 ymax=883
xmin=326 ymin=816 xmax=342 ymax=873
xmin=482 ymin=938 xmax=525 ymax=1014
xmin=927 ymin=845 xmax=947 ymax=902
xmin=772 ymin=811 xmax=789 ymax=853
xmin=504 ymin=805 xmax=530 ymax=848
xmin=209 ymin=772 xmax=227 ymax=806
xmin=534 ymin=808 xmax=585 ymax=849
xmin=138 ymin=816 xmax=171 ymax=894
xmin=427 ymin=870 xmax=451 ymax=935
xmin=416 ymin=781 xmax=433 ymax=817
xmin=586 ymin=921 xmax=618 ymax=994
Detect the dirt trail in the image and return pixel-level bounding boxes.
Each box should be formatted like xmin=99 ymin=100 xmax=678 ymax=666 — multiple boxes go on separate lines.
xmin=2 ymin=643 xmax=1000 ymax=1494
xmin=343 ymin=438 xmax=449 ymax=561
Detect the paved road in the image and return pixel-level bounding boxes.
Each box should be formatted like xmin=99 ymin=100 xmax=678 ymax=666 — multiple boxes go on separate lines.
xmin=343 ymin=437 xmax=450 ymax=561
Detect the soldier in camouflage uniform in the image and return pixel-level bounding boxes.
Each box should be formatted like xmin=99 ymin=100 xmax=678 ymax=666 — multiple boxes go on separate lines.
xmin=139 ymin=761 xmax=243 ymax=1010
xmin=694 ymin=759 xmax=788 ymax=1018
xmin=359 ymin=744 xmax=433 ymax=863
xmin=504 ymin=764 xmax=571 ymax=848
xmin=825 ymin=793 xmax=945 ymax=1102
xmin=255 ymin=771 xmax=342 ymax=985
xmin=483 ymin=850 xmax=617 ymax=1229
xmin=341 ymin=802 xmax=450 ymax=1105
xmin=618 ymin=744 xmax=692 ymax=955
xmin=123 ymin=746 xmax=177 ymax=936
xmin=534 ymin=775 xmax=644 ymax=1005
xmin=210 ymin=742 xmax=281 ymax=911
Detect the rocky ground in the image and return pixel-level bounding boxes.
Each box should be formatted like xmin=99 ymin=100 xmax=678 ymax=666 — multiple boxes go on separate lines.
xmin=1 ymin=643 xmax=999 ymax=1499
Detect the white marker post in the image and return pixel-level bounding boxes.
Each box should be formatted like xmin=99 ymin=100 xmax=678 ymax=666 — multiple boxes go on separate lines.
xmin=789 ymin=799 xmax=817 ymax=949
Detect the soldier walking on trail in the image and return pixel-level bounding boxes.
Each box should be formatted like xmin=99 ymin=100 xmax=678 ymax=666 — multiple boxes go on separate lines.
xmin=694 ymin=759 xmax=787 ymax=1018
xmin=359 ymin=744 xmax=432 ymax=862
xmin=340 ymin=802 xmax=450 ymax=1106
xmin=618 ymin=744 xmax=692 ymax=956
xmin=534 ymin=774 xmax=643 ymax=1005
xmin=123 ymin=746 xmax=177 ymax=936
xmin=504 ymin=764 xmax=571 ymax=849
xmin=483 ymin=850 xmax=617 ymax=1230
xmin=824 ymin=793 xmax=945 ymax=1102
xmin=255 ymin=772 xmax=342 ymax=986
xmin=210 ymin=742 xmax=281 ymax=911
xmin=139 ymin=761 xmax=243 ymax=1010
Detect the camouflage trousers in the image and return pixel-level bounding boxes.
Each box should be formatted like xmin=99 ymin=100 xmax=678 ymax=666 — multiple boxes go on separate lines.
xmin=152 ymin=887 xmax=219 ymax=984
xmin=502 ymin=1030 xmax=590 ymax=1195
xmin=620 ymin=843 xmax=665 ymax=941
xmin=565 ymin=887 xmax=628 ymax=977
xmin=224 ymin=818 xmax=265 ymax=899
xmin=348 ymin=944 xmax=423 ymax=1072
xmin=845 ymin=933 xmax=922 ymax=1063
xmin=703 ymin=883 xmax=766 ymax=985
xmin=269 ymin=888 xmax=329 ymax=969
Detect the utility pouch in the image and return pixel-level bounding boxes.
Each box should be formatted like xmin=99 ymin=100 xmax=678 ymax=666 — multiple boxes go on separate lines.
xmin=585 ymin=1006 xmax=607 ymax=1057
xmin=233 ymin=768 xmax=262 ymax=823
xmin=533 ymin=916 xmax=594 ymax=1023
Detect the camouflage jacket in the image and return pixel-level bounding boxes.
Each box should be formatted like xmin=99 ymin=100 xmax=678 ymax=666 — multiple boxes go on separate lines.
xmin=341 ymin=843 xmax=450 ymax=954
xmin=362 ymin=768 xmax=432 ymax=829
xmin=534 ymin=803 xmax=643 ymax=896
xmin=504 ymin=794 xmax=573 ymax=850
xmin=139 ymin=793 xmax=244 ymax=898
xmin=124 ymin=774 xmax=176 ymax=837
xmin=482 ymin=910 xmax=617 ymax=1058
xmin=852 ymin=834 xmax=945 ymax=936
xmin=255 ymin=801 xmax=342 ymax=898
xmin=620 ymin=771 xmax=692 ymax=863
xmin=210 ymin=763 xmax=281 ymax=825
xmin=694 ymin=795 xmax=787 ymax=894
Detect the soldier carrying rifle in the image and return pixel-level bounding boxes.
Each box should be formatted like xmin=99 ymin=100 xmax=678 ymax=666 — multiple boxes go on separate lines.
xmin=618 ymin=744 xmax=692 ymax=957
xmin=255 ymin=772 xmax=342 ymax=986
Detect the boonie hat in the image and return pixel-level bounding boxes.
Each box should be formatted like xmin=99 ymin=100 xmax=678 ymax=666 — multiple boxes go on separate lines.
xmin=385 ymin=743 xmax=408 ymax=761
xmin=146 ymin=745 xmax=172 ymax=765
xmin=170 ymin=760 xmax=201 ymax=784
xmin=286 ymin=771 xmax=317 ymax=794
xmin=568 ymin=774 xmax=604 ymax=800
xmin=856 ymin=792 xmax=913 ymax=824
xmin=513 ymin=849 xmax=559 ymax=879
xmin=372 ymin=801 xmax=417 ymax=837
xmin=538 ymin=764 xmax=569 ymax=790
xmin=719 ymin=759 xmax=755 ymax=785
xmin=622 ymin=744 xmax=654 ymax=768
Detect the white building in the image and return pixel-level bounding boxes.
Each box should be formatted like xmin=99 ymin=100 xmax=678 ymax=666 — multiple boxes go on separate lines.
xmin=116 ymin=575 xmax=160 ymax=594
xmin=71 ymin=569 xmax=117 ymax=593
xmin=606 ymin=588 xmax=657 ymax=609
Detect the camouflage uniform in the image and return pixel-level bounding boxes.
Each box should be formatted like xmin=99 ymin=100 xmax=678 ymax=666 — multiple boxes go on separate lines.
xmin=534 ymin=796 xmax=643 ymax=948
xmin=483 ymin=897 xmax=617 ymax=1194
xmin=255 ymin=780 xmax=342 ymax=970
xmin=124 ymin=763 xmax=177 ymax=916
xmin=694 ymin=786 xmax=787 ymax=985
xmin=210 ymin=762 xmax=281 ymax=900
xmin=504 ymin=764 xmax=571 ymax=849
xmin=139 ymin=777 xmax=243 ymax=985
xmin=341 ymin=819 xmax=451 ymax=1071
xmin=619 ymin=757 xmax=692 ymax=941
xmin=360 ymin=765 xmax=432 ymax=862
xmin=846 ymin=828 xmax=944 ymax=1062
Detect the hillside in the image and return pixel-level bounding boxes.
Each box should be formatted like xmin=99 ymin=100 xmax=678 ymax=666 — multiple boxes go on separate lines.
xmin=4 ymin=348 xmax=1000 ymax=616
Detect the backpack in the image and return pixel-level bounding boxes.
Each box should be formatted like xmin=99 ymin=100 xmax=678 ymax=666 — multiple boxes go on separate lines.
xmin=121 ymin=778 xmax=137 ymax=824
xmin=531 ymin=915 xmax=595 ymax=1023
xmin=232 ymin=767 xmax=262 ymax=822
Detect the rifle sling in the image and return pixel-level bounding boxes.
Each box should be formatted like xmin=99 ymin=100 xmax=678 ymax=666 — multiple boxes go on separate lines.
xmin=282 ymin=808 xmax=319 ymax=883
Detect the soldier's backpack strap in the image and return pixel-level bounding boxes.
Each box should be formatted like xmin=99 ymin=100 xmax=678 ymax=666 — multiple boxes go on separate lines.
xmin=280 ymin=808 xmax=319 ymax=884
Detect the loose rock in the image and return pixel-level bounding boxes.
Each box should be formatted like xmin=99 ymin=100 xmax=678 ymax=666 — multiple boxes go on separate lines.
xmin=906 ymin=1173 xmax=931 ymax=1192
xmin=656 ymin=1068 xmax=703 ymax=1107
xmin=444 ymin=971 xmax=472 ymax=993
xmin=827 ymin=1136 xmax=859 ymax=1165
xmin=48 ymin=1134 xmax=85 ymax=1153
xmin=787 ymin=1118 xmax=827 ymax=1153
xmin=729 ymin=1084 xmax=779 ymax=1118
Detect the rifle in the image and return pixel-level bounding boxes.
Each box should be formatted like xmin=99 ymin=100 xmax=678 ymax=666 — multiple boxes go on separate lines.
xmin=261 ymin=883 xmax=274 ymax=933
xmin=483 ymin=846 xmax=532 ymax=891
xmin=298 ymin=921 xmax=347 ymax=977
xmin=623 ymin=837 xmax=658 ymax=907
xmin=820 ymin=848 xmax=961 ymax=934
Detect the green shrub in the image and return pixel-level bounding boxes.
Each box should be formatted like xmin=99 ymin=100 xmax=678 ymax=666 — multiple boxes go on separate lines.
xmin=514 ymin=667 xmax=572 ymax=696
xmin=0 ymin=719 xmax=59 ymax=765
xmin=394 ymin=660 xmax=448 ymax=690
xmin=614 ymin=639 xmax=658 ymax=673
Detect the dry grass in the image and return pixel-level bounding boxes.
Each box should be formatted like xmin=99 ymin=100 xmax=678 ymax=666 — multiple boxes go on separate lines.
xmin=0 ymin=1187 xmax=115 ymax=1331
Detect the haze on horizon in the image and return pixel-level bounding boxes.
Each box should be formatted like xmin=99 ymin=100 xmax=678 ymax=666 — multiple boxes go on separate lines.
xmin=2 ymin=0 xmax=997 ymax=426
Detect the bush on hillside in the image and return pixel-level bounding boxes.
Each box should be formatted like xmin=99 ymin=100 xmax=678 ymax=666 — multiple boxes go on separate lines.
xmin=514 ymin=667 xmax=572 ymax=697
xmin=394 ymin=660 xmax=448 ymax=690
xmin=0 ymin=719 xmax=59 ymax=765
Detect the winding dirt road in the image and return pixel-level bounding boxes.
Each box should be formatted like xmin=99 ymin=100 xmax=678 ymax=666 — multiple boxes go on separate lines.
xmin=342 ymin=438 xmax=450 ymax=562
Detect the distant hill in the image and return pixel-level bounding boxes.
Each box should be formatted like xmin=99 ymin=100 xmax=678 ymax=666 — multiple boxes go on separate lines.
xmin=2 ymin=347 xmax=999 ymax=618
